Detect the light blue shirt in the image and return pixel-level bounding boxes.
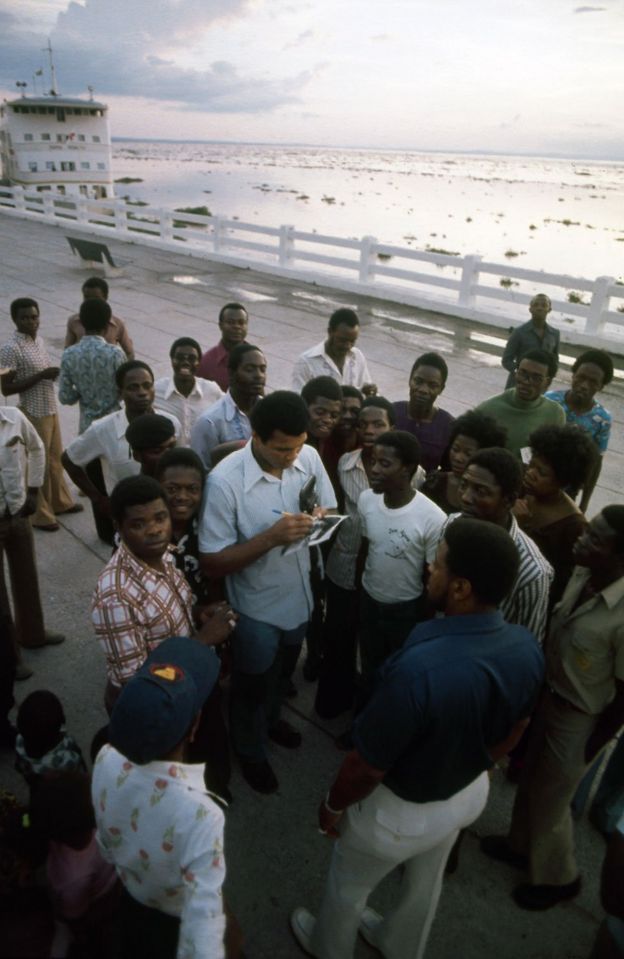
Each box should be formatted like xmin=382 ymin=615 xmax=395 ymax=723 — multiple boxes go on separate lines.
xmin=199 ymin=442 xmax=337 ymax=630
xmin=190 ymin=391 xmax=251 ymax=469
xmin=59 ymin=335 xmax=126 ymax=432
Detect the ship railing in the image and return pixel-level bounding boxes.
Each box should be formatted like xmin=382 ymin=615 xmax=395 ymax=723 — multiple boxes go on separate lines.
xmin=0 ymin=185 xmax=622 ymax=349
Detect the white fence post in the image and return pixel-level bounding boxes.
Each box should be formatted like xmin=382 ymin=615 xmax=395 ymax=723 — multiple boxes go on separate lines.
xmin=458 ymin=254 xmax=482 ymax=308
xmin=114 ymin=198 xmax=128 ymax=233
xmin=42 ymin=192 xmax=54 ymax=219
xmin=13 ymin=186 xmax=25 ymax=212
xmin=359 ymin=235 xmax=377 ymax=285
xmin=279 ymin=225 xmax=295 ymax=267
xmin=212 ymin=217 xmax=225 ymax=253
xmin=76 ymin=195 xmax=88 ymax=224
xmin=585 ymin=275 xmax=614 ymax=336
xmin=160 ymin=209 xmax=173 ymax=243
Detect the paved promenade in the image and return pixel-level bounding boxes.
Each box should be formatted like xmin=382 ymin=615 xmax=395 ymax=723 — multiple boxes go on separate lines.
xmin=1 ymin=212 xmax=622 ymax=958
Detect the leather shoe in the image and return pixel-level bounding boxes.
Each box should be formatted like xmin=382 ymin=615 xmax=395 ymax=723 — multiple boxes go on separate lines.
xmin=33 ymin=523 xmax=60 ymax=532
xmin=290 ymin=907 xmax=316 ymax=956
xmin=268 ymin=719 xmax=302 ymax=749
xmin=480 ymin=835 xmax=528 ymax=870
xmin=239 ymin=758 xmax=278 ymax=794
xmin=59 ymin=503 xmax=84 ymax=514
xmin=358 ymin=907 xmax=383 ymax=951
xmin=513 ymin=877 xmax=581 ymax=910
xmin=15 ymin=662 xmax=33 ymax=681
xmin=44 ymin=630 xmax=66 ymax=646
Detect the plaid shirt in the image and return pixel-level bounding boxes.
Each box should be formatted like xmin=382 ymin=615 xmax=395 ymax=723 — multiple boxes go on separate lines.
xmin=92 ymin=541 xmax=194 ymax=687
xmin=0 ymin=332 xmax=56 ymax=418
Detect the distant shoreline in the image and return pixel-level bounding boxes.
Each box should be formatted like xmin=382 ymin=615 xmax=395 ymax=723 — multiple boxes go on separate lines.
xmin=111 ymin=137 xmax=624 ymax=164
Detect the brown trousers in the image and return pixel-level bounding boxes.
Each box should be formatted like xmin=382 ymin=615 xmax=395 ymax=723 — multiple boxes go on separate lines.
xmin=25 ymin=412 xmax=75 ymax=526
xmin=0 ymin=514 xmax=46 ymax=648
xmin=508 ymin=686 xmax=599 ymax=885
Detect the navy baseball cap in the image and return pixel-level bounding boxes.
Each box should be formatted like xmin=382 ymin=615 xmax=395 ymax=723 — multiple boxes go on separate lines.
xmin=109 ymin=636 xmax=220 ymax=764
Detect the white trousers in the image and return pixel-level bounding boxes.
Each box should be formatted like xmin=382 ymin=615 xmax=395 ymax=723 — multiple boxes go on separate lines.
xmin=311 ymin=773 xmax=489 ymax=959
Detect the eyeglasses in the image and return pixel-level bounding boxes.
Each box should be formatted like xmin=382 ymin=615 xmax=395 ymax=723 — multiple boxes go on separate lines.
xmin=516 ymin=369 xmax=546 ymax=385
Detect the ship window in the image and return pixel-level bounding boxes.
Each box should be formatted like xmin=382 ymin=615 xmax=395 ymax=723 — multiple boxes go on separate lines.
xmin=57 ymin=107 xmax=66 ymax=122
xmin=92 ymin=135 xmax=101 ymax=143
xmin=78 ymin=134 xmax=85 ymax=142
xmin=57 ymin=134 xmax=64 ymax=142
xmin=28 ymin=161 xmax=38 ymax=172
xmin=24 ymin=133 xmax=33 ymax=142
xmin=60 ymin=161 xmax=76 ymax=172
xmin=97 ymin=162 xmax=106 ymax=170
xmin=46 ymin=162 xmax=56 ymax=172
xmin=41 ymin=133 xmax=51 ymax=141
xmin=81 ymin=162 xmax=90 ymax=170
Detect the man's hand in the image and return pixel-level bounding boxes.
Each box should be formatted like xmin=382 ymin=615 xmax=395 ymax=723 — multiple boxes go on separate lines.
xmin=18 ymin=491 xmax=38 ymax=518
xmin=269 ymin=512 xmax=314 ymax=546
xmin=40 ymin=366 xmax=60 ymax=381
xmin=318 ymin=799 xmax=342 ymax=838
xmin=196 ymin=602 xmax=237 ymax=646
xmin=512 ymin=497 xmax=533 ymax=523
xmin=362 ymin=383 xmax=378 ymax=397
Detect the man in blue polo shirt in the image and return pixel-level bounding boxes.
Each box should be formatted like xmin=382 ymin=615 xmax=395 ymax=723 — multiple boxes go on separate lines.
xmin=291 ymin=518 xmax=544 ymax=959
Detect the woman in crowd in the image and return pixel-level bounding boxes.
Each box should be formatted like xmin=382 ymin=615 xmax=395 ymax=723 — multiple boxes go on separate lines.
xmin=421 ymin=409 xmax=507 ymax=514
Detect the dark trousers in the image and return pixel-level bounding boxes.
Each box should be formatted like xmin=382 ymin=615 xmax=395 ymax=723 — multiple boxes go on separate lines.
xmin=119 ymin=887 xmax=179 ymax=959
xmin=0 ymin=611 xmax=16 ymax=733
xmin=358 ymin=589 xmax=428 ymax=702
xmin=0 ymin=514 xmax=46 ymax=648
xmin=315 ymin=579 xmax=359 ymax=719
xmin=87 ymin=458 xmax=115 ymax=545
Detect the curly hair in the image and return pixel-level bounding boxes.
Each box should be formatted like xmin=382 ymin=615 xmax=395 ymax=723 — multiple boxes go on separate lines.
xmin=448 ymin=410 xmax=507 ymax=451
xmin=528 ymin=424 xmax=597 ymax=490
xmin=572 ymin=349 xmax=614 ymax=387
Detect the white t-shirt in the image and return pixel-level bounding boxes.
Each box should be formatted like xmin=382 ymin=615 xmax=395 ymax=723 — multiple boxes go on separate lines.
xmin=359 ymin=489 xmax=446 ymax=604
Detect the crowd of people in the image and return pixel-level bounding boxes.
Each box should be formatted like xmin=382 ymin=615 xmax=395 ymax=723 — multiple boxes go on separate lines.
xmin=0 ymin=282 xmax=622 ymax=959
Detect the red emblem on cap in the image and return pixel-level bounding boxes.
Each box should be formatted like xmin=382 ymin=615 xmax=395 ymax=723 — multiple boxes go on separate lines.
xmin=149 ymin=664 xmax=185 ymax=682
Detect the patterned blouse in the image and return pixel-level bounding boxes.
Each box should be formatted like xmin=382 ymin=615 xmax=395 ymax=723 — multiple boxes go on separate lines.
xmin=92 ymin=745 xmax=226 ymax=959
xmin=0 ymin=332 xmax=56 ymax=418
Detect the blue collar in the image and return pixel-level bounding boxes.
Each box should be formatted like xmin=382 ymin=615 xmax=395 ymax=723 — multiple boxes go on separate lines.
xmin=405 ymin=610 xmax=506 ymax=649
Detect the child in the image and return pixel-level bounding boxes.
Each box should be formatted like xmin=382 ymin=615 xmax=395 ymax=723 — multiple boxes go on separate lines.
xmin=15 ymin=690 xmax=86 ymax=785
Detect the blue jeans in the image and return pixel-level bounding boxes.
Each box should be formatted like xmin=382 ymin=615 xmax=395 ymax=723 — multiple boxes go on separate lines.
xmin=229 ymin=614 xmax=307 ymax=762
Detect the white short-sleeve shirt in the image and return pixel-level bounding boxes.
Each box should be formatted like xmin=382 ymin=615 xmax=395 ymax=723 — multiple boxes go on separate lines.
xmin=199 ymin=442 xmax=337 ymax=630
xmin=359 ymin=489 xmax=446 ymax=604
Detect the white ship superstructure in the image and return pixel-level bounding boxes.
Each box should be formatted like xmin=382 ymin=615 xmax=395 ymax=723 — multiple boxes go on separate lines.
xmin=1 ymin=56 xmax=114 ymax=200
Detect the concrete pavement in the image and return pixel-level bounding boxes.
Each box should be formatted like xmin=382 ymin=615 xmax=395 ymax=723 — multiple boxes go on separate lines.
xmin=1 ymin=212 xmax=622 ymax=958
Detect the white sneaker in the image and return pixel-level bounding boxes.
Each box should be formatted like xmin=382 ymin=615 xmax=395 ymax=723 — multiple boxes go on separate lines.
xmin=290 ymin=907 xmax=317 ymax=956
xmin=358 ymin=906 xmax=384 ymax=950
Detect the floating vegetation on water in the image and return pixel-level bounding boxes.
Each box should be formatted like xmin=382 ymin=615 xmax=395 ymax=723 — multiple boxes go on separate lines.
xmin=567 ymin=291 xmax=587 ymax=305
xmin=296 ymin=194 xmax=310 ymax=200
xmin=426 ymin=245 xmax=460 ymax=256
xmin=466 ymin=217 xmax=472 ymax=222
xmin=322 ymin=195 xmax=336 ymax=204
xmin=500 ymin=278 xmax=519 ymax=288
xmin=617 ymin=306 xmax=624 ymax=314
xmin=529 ymin=224 xmax=537 ymax=230
xmin=504 ymin=249 xmax=522 ymax=258
xmin=377 ymin=253 xmax=393 ymax=261
xmin=115 ymin=177 xmax=143 ymax=183
xmin=174 ymin=205 xmax=211 ymax=217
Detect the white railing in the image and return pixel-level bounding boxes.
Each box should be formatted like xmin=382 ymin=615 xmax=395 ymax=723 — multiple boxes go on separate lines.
xmin=1 ymin=185 xmax=622 ymax=350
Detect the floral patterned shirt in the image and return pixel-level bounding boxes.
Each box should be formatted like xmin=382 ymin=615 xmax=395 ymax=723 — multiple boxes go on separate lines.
xmin=92 ymin=745 xmax=226 ymax=959
xmin=544 ymin=389 xmax=612 ymax=454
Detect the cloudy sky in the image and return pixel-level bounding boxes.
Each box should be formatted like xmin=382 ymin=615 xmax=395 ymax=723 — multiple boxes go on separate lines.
xmin=1 ymin=0 xmax=622 ymax=158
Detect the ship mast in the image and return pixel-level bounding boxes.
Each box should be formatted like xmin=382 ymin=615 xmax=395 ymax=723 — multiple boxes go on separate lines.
xmin=42 ymin=39 xmax=59 ymax=96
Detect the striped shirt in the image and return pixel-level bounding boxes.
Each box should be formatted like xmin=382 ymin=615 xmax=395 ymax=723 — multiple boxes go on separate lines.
xmin=91 ymin=541 xmax=194 ymax=688
xmin=448 ymin=513 xmax=553 ymax=644
xmin=326 ymin=449 xmax=369 ymax=590
xmin=0 ymin=332 xmax=57 ymax=418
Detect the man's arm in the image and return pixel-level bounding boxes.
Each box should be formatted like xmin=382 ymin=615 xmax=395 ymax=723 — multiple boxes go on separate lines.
xmin=116 ymin=318 xmax=134 ymax=360
xmin=513 ymin=567 xmax=552 ymax=645
xmin=291 ymin=356 xmax=311 ymax=393
xmin=61 ymin=450 xmax=108 ymax=510
xmin=64 ymin=316 xmax=79 ymax=349
xmin=586 ymin=679 xmax=624 ymax=764
xmin=58 ymin=355 xmax=80 ymax=407
xmin=501 ymin=327 xmax=520 ymax=374
xmin=1 ymin=366 xmax=59 ymax=397
xmin=489 ymin=717 xmax=531 ymax=762
xmin=178 ymin=816 xmax=227 ymax=959
xmin=92 ymin=596 xmax=149 ymax=686
xmin=319 ymin=749 xmax=386 ymax=836
xmin=190 ymin=415 xmax=220 ymax=471
xmin=200 ymin=513 xmax=314 ymax=578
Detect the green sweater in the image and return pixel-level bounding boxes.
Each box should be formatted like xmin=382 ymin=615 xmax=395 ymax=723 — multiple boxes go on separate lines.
xmin=477 ymin=389 xmax=566 ymax=458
